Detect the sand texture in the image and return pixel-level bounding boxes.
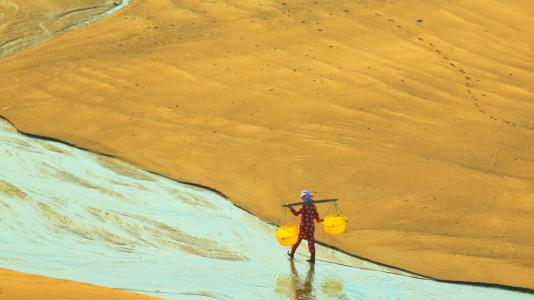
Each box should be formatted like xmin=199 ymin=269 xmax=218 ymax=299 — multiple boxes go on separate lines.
xmin=0 ymin=269 xmax=157 ymax=300
xmin=1 ymin=0 xmax=533 ymax=290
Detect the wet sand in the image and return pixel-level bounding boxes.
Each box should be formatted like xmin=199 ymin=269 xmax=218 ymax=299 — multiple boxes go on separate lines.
xmin=0 ymin=1 xmax=144 ymax=298
xmin=1 ymin=0 xmax=534 ymax=291
xmin=0 ymin=0 xmax=129 ymax=57
xmin=0 ymin=118 xmax=531 ymax=299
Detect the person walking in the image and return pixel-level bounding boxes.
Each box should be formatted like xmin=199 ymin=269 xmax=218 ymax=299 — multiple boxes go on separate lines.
xmin=287 ymin=190 xmax=323 ymax=263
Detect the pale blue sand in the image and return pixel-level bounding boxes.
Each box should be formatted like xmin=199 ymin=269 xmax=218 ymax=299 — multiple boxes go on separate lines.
xmin=0 ymin=119 xmax=531 ymax=300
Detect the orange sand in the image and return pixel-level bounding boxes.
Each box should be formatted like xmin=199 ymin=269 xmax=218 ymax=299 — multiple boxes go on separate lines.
xmin=1 ymin=0 xmax=533 ymax=290
xmin=0 ymin=269 xmax=157 ymax=299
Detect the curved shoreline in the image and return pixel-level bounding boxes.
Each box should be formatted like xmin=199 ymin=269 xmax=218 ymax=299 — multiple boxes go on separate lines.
xmin=1 ymin=113 xmax=533 ymax=296
xmin=0 ymin=0 xmax=130 ymax=57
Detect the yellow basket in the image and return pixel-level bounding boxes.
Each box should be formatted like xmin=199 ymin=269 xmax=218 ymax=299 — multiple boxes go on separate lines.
xmin=323 ymin=214 xmax=347 ymax=235
xmin=275 ymin=225 xmax=299 ymax=246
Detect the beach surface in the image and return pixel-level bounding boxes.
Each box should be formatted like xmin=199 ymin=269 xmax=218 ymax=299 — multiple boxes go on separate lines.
xmin=0 ymin=1 xmax=148 ymax=298
xmin=1 ymin=0 xmax=534 ymax=291
xmin=0 ymin=268 xmax=156 ymax=300
xmin=1 ymin=118 xmax=531 ymax=300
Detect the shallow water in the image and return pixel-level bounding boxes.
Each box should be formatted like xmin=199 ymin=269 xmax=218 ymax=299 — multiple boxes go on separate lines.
xmin=0 ymin=119 xmax=531 ymax=300
xmin=0 ymin=0 xmax=129 ymax=57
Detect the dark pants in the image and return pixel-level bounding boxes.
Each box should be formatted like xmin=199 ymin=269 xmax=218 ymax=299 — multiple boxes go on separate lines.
xmin=291 ymin=237 xmax=315 ymax=254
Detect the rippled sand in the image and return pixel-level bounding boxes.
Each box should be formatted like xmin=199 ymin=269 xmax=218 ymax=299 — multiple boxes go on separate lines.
xmin=0 ymin=119 xmax=531 ymax=299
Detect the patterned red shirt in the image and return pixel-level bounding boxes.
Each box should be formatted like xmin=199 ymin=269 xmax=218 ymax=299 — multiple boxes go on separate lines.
xmin=291 ymin=203 xmax=320 ymax=241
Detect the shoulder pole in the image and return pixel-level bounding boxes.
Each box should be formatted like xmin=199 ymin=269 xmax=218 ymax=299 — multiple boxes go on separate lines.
xmin=282 ymin=199 xmax=338 ymax=207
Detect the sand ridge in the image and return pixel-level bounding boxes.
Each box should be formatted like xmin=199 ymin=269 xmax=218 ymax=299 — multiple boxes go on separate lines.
xmin=1 ymin=0 xmax=534 ymax=290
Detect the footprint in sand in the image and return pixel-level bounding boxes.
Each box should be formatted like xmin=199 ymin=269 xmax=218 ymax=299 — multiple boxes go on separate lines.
xmin=372 ymin=10 xmax=514 ymax=128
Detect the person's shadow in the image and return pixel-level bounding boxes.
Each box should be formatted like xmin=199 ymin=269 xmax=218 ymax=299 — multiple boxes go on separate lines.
xmin=289 ymin=259 xmax=315 ymax=300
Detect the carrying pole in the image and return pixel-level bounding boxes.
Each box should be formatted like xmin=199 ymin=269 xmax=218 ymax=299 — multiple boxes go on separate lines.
xmin=282 ymin=199 xmax=338 ymax=207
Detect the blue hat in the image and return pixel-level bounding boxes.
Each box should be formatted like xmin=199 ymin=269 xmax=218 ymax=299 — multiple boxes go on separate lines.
xmin=300 ymin=190 xmax=311 ymax=197
xmin=300 ymin=190 xmax=312 ymax=201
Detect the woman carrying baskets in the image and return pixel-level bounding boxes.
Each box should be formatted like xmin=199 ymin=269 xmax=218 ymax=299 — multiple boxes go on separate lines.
xmin=287 ymin=190 xmax=323 ymax=263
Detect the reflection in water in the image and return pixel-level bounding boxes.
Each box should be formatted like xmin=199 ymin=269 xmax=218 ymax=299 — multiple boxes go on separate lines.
xmin=320 ymin=276 xmax=349 ymax=300
xmin=290 ymin=260 xmax=315 ymax=300
xmin=278 ymin=261 xmax=348 ymax=300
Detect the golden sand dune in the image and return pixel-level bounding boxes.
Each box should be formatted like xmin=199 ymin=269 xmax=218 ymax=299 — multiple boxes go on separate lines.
xmin=1 ymin=0 xmax=533 ymax=290
xmin=0 ymin=269 xmax=156 ymax=299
